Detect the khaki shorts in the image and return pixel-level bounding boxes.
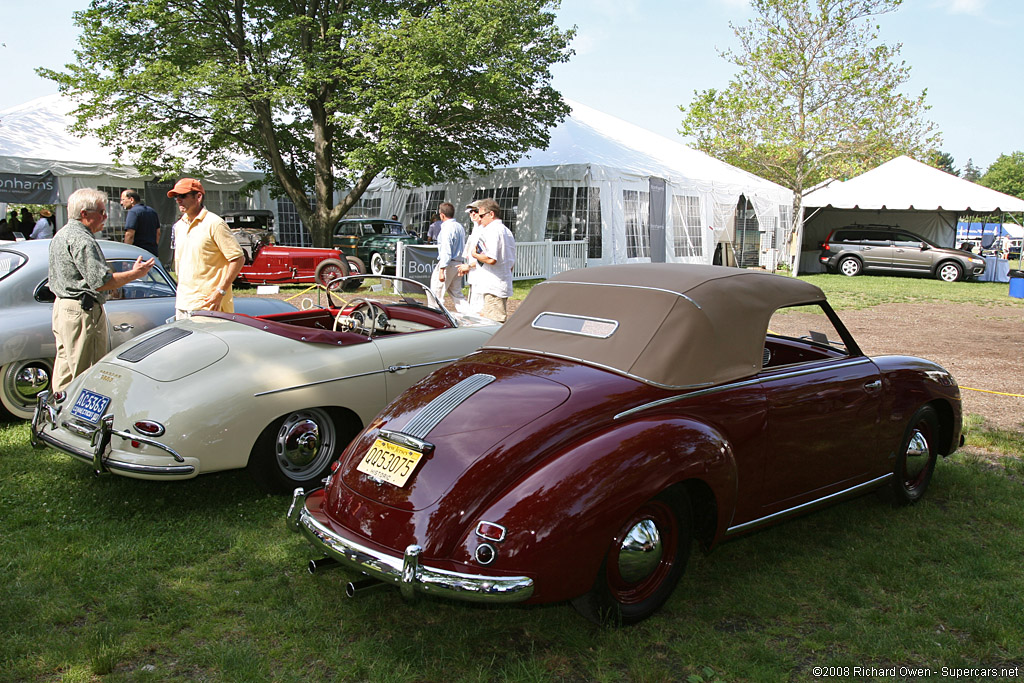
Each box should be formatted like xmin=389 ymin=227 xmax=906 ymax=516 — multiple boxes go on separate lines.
xmin=481 ymin=294 xmax=508 ymax=323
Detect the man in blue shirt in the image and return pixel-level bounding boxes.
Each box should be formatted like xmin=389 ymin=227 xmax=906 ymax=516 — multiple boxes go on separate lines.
xmin=120 ymin=190 xmax=161 ymax=257
xmin=430 ymin=202 xmax=466 ymax=307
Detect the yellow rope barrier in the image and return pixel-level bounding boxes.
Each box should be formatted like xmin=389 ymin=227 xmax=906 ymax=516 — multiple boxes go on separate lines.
xmin=961 ymin=386 xmax=1024 ymax=398
xmin=283 ymin=284 xmax=320 ymax=302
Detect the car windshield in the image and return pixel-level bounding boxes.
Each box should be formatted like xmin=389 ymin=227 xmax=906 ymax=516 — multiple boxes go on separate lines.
xmin=327 ymin=274 xmax=452 ymax=321
xmin=0 ymin=250 xmax=27 ymax=282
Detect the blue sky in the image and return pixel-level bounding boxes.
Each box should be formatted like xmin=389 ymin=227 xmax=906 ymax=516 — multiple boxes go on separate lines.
xmin=1 ymin=0 xmax=1020 ymax=173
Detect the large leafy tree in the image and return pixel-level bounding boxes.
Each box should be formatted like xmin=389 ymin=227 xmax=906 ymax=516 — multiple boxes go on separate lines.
xmin=41 ymin=0 xmax=573 ymax=247
xmin=678 ymin=0 xmax=939 ymax=263
xmin=979 ymin=152 xmax=1024 ymax=200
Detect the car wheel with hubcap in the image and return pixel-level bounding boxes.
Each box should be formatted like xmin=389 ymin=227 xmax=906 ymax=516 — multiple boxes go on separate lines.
xmin=249 ymin=407 xmax=338 ymax=493
xmin=370 ymin=252 xmax=387 ymax=275
xmin=937 ymin=261 xmax=962 ymax=282
xmin=889 ymin=405 xmax=939 ymax=505
xmin=838 ymin=256 xmax=862 ymax=277
xmin=1 ymin=358 xmax=53 ymax=420
xmin=571 ymin=489 xmax=692 ymax=626
xmin=315 ymin=258 xmax=350 ymax=288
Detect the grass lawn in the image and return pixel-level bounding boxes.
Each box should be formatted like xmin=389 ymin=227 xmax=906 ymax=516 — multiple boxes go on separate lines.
xmin=2 ymin=273 xmax=1023 ymax=682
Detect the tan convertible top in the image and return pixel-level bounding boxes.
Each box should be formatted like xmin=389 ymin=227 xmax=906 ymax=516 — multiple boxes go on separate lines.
xmin=485 ymin=264 xmax=827 ymax=388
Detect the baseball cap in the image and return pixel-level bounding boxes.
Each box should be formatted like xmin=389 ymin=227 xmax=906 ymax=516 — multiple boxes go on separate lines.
xmin=166 ymin=178 xmax=205 ymax=197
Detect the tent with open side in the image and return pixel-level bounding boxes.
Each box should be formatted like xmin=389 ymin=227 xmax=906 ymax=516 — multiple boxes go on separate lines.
xmin=797 ymin=155 xmax=1024 ymax=274
xmin=363 ymin=101 xmax=793 ymax=269
xmin=0 ymin=94 xmax=271 ymax=265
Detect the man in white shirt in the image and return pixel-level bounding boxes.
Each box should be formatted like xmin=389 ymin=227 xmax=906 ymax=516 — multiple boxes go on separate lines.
xmin=464 ymin=198 xmax=515 ymax=322
xmin=430 ymin=202 xmax=466 ymax=306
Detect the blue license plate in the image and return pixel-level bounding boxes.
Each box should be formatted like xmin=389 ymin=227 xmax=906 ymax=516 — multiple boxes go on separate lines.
xmin=70 ymin=389 xmax=111 ymax=424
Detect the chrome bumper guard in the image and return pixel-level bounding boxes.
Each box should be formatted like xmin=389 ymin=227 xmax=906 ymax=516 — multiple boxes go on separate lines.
xmin=31 ymin=392 xmax=195 ymax=477
xmin=287 ymin=487 xmax=534 ymax=604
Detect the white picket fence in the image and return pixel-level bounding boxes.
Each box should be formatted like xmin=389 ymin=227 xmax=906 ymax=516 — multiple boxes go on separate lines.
xmin=512 ymin=240 xmax=588 ymax=281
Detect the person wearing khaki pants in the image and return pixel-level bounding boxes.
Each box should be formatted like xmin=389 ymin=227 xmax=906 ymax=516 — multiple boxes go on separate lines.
xmin=48 ymin=188 xmax=155 ymax=392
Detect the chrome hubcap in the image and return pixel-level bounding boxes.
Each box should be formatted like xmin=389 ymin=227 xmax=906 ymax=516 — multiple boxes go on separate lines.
xmin=275 ymin=409 xmax=335 ymax=479
xmin=903 ymin=428 xmax=930 ymax=483
xmin=15 ymin=366 xmax=51 ymax=402
xmin=617 ymin=518 xmax=663 ymax=583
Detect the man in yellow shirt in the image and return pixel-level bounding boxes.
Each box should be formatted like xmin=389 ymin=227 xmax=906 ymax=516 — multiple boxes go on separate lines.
xmin=167 ymin=178 xmax=244 ymax=320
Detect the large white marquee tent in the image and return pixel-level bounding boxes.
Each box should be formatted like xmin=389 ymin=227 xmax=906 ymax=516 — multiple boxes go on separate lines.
xmin=3 ymin=95 xmax=794 ymax=270
xmin=798 ymin=156 xmax=1024 ymax=274
xmin=363 ymin=101 xmax=793 ymax=268
xmin=0 ymin=95 xmax=270 ymax=263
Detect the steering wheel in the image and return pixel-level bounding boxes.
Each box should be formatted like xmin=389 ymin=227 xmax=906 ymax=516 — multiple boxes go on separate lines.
xmin=333 ymin=298 xmax=385 ymax=336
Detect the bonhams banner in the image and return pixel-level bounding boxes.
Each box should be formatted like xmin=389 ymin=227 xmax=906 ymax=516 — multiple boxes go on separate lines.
xmin=398 ymin=243 xmax=439 ymax=288
xmin=0 ymin=171 xmax=58 ymax=204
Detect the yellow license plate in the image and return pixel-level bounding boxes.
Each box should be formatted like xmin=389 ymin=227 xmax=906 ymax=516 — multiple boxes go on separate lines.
xmin=356 ymin=438 xmax=423 ymax=487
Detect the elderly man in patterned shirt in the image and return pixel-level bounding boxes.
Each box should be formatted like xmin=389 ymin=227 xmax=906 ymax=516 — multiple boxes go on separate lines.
xmin=48 ymin=188 xmax=155 ymax=391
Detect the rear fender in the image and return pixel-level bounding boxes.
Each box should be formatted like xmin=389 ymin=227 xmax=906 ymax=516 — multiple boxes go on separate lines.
xmin=446 ymin=415 xmax=737 ymax=604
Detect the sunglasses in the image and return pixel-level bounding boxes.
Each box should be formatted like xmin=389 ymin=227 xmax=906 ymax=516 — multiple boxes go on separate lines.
xmin=173 ymin=191 xmax=197 ymax=201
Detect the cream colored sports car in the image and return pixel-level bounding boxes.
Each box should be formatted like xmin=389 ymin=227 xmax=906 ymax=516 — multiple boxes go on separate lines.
xmin=31 ymin=275 xmax=498 ymax=492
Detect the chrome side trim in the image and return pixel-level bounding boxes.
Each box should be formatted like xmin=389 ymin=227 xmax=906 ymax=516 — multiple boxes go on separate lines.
xmin=614 ymin=357 xmax=875 ymax=420
xmin=253 ymin=359 xmax=461 ymax=397
xmin=290 ymin=489 xmax=534 ymax=604
xmin=402 ymin=373 xmax=495 ymax=439
xmin=725 ymin=473 xmax=892 ymax=536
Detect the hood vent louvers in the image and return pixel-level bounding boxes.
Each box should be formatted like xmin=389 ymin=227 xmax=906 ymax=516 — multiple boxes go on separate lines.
xmin=117 ymin=328 xmax=193 ymax=363
xmin=401 ymin=374 xmax=495 ymax=439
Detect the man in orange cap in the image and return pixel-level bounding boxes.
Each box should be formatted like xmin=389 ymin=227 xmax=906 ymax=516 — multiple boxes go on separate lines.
xmin=167 ymin=178 xmax=244 ymax=319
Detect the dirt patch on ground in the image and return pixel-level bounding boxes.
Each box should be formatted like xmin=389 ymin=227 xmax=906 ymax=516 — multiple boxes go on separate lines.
xmin=828 ymin=303 xmax=1024 ymax=431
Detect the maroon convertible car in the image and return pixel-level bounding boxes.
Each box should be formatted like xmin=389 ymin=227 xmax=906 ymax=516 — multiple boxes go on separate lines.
xmin=288 ymin=264 xmax=962 ymax=624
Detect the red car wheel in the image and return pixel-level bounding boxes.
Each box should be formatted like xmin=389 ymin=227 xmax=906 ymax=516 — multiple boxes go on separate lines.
xmin=572 ymin=489 xmax=692 ymax=625
xmin=315 ymin=258 xmax=350 ymax=288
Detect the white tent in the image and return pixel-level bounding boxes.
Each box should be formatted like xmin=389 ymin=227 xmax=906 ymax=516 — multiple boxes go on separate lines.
xmin=798 ymin=156 xmax=1024 ymax=273
xmin=0 ymin=95 xmax=270 ymax=263
xmin=365 ymin=101 xmax=793 ymax=268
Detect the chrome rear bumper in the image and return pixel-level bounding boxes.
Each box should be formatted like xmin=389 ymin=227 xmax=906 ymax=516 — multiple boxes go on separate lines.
xmin=31 ymin=391 xmax=195 ymax=477
xmin=287 ymin=487 xmax=534 ymax=604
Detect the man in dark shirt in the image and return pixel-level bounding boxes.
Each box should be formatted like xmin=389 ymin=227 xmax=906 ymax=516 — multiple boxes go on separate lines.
xmin=120 ymin=189 xmax=161 ymax=257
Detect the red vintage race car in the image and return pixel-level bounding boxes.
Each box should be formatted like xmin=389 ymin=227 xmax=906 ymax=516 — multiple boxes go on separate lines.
xmin=288 ymin=264 xmax=963 ymax=624
xmin=224 ymin=210 xmax=362 ymax=287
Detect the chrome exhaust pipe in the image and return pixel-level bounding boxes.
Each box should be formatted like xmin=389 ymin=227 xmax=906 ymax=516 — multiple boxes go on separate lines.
xmin=308 ymin=557 xmax=340 ymax=574
xmin=346 ymin=578 xmax=388 ymax=598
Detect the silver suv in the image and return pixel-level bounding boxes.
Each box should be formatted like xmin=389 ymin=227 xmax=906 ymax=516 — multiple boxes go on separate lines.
xmin=819 ymin=226 xmax=985 ymax=282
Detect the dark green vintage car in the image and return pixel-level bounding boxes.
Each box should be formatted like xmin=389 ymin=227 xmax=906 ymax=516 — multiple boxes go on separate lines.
xmin=333 ymin=218 xmax=422 ymax=275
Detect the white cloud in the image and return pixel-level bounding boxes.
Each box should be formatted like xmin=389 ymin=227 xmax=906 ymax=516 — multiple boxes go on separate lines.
xmin=934 ymin=0 xmax=987 ymax=14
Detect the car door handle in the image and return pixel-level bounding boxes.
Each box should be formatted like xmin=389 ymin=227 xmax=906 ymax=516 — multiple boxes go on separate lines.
xmin=112 ymin=323 xmax=134 ymax=332
xmin=388 ymin=365 xmax=410 ymax=373
xmin=864 ymin=379 xmax=881 ymax=392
